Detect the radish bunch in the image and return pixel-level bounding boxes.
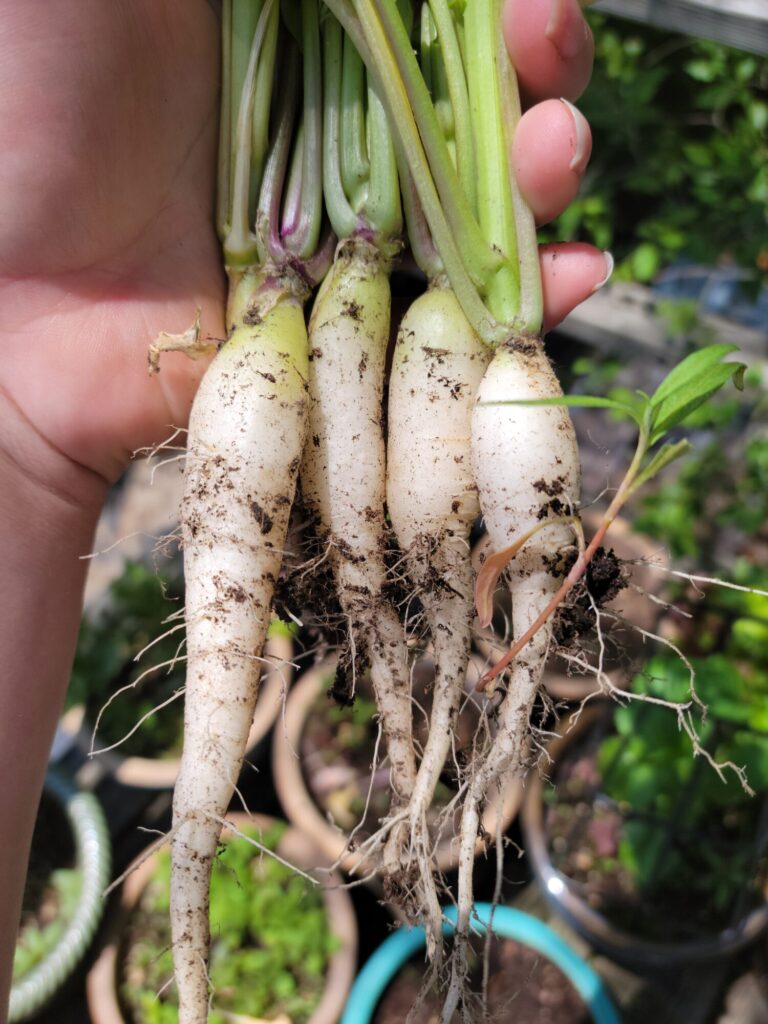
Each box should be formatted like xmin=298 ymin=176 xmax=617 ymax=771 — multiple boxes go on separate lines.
xmin=155 ymin=2 xmax=584 ymax=1020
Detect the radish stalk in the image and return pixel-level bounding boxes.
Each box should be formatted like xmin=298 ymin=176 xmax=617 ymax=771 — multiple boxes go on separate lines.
xmin=166 ymin=6 xmax=331 ymax=1020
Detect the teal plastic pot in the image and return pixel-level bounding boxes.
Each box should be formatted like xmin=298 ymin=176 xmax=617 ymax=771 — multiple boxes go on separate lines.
xmin=341 ymin=903 xmax=620 ymax=1024
xmin=10 ymin=771 xmax=111 ymax=1022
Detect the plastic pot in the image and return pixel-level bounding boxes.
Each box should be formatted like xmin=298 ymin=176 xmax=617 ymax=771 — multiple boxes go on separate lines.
xmin=522 ymin=706 xmax=768 ymax=971
xmin=10 ymin=770 xmax=111 ymax=1022
xmin=342 ymin=902 xmax=620 ymax=1024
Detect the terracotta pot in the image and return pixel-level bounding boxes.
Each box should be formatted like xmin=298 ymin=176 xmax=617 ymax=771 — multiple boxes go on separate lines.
xmin=521 ymin=706 xmax=768 ymax=971
xmin=86 ymin=813 xmax=357 ymax=1024
xmin=61 ymin=631 xmax=293 ymax=789
xmin=272 ymin=653 xmax=523 ymax=878
xmin=472 ymin=514 xmax=668 ymax=702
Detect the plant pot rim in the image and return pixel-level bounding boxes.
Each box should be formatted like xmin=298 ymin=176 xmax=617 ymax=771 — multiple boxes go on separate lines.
xmin=86 ymin=811 xmax=357 ymax=1024
xmin=521 ymin=703 xmax=768 ymax=970
xmin=62 ymin=632 xmax=293 ymax=789
xmin=272 ymin=655 xmax=523 ymax=878
xmin=341 ymin=902 xmax=620 ymax=1024
xmin=10 ymin=770 xmax=111 ymax=1023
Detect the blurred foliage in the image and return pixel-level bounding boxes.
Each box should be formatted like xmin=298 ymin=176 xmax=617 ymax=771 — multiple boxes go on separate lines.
xmin=121 ymin=823 xmax=339 ymax=1024
xmin=66 ymin=561 xmax=186 ymax=759
xmin=599 ymin=625 xmax=768 ymax=907
xmin=552 ymin=13 xmax=768 ymax=280
xmin=67 ymin=561 xmax=294 ymax=760
xmin=13 ymin=869 xmax=81 ymax=982
xmin=564 ymin=336 xmax=768 ymax=926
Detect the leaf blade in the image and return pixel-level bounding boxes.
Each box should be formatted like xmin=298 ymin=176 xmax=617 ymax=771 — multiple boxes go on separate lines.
xmin=480 ymin=394 xmax=646 ymax=426
xmin=650 ymin=343 xmax=741 ymax=408
xmin=650 ymin=361 xmax=746 ymax=443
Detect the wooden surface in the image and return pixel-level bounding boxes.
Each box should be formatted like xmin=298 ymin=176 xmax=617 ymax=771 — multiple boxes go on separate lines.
xmin=593 ymin=0 xmax=768 ymax=55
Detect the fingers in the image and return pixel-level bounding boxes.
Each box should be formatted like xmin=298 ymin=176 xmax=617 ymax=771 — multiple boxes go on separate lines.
xmin=504 ymin=0 xmax=594 ymax=104
xmin=513 ymin=99 xmax=591 ymax=225
xmin=540 ymin=243 xmax=613 ymax=332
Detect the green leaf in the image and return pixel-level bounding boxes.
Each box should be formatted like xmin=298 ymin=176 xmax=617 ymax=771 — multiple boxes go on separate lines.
xmin=648 ymin=345 xmax=746 ymax=443
xmin=482 ymin=394 xmax=646 ymax=426
xmin=651 ymin=364 xmax=746 ymax=443
xmin=651 ymin=344 xmax=740 ymax=407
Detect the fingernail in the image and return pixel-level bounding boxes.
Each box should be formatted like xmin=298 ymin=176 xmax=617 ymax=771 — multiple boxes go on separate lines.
xmin=559 ymin=98 xmax=591 ymax=174
xmin=546 ymin=0 xmax=588 ymax=60
xmin=592 ymin=251 xmax=614 ymax=294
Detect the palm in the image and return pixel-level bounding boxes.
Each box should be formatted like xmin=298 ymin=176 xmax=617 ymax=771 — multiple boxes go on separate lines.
xmin=0 ymin=0 xmax=224 ymax=482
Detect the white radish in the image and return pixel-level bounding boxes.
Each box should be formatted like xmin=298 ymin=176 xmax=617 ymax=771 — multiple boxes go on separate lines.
xmin=441 ymin=339 xmax=580 ymax=1023
xmin=171 ymin=270 xmax=308 ymax=1024
xmin=300 ymin=239 xmax=417 ymax=816
xmin=385 ymin=284 xmax=490 ymax=946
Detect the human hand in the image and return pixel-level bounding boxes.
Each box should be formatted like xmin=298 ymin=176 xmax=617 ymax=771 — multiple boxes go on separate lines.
xmin=504 ymin=0 xmax=608 ymax=331
xmin=0 ymin=0 xmax=601 ymax=492
xmin=0 ymin=0 xmax=223 ymax=491
xmin=0 ymin=3 xmax=604 ymax=1014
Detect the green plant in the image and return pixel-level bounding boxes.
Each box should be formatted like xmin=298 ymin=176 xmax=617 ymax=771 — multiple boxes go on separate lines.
xmin=121 ymin=823 xmax=339 ymax=1024
xmin=555 ymin=13 xmax=768 ymax=279
xmin=328 ymin=694 xmax=380 ymax=750
xmin=630 ymin=359 xmax=766 ymax=563
xmin=67 ymin=561 xmax=186 ymax=759
xmin=597 ymin=645 xmax=768 ymax=915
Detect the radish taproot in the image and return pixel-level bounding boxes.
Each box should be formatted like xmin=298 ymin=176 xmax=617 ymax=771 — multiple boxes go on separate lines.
xmin=162 ymin=4 xmax=332 ymax=1019
xmin=381 ymin=3 xmax=491 ymax=954
xmin=385 ymin=286 xmax=490 ymax=949
xmin=324 ymin=0 xmax=583 ymax=1003
xmin=300 ymin=14 xmax=416 ymax=827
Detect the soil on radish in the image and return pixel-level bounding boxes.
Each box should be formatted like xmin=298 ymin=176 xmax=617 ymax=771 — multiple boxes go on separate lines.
xmin=373 ymin=934 xmax=591 ymax=1023
xmin=552 ymin=546 xmax=629 ymax=651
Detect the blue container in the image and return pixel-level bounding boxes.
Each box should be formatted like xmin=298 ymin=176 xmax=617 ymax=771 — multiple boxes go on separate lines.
xmin=342 ymin=903 xmax=620 ymax=1023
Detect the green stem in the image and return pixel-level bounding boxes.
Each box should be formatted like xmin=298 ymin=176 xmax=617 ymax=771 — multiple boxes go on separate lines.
xmin=325 ymin=0 xmax=502 ymax=341
xmin=340 ymin=35 xmax=370 ymax=207
xmin=292 ymin=0 xmax=324 ymax=259
xmin=497 ymin=18 xmax=542 ymax=333
xmin=464 ymin=0 xmax=520 ymax=326
xmin=224 ymin=0 xmax=278 ymax=266
xmin=251 ymin=4 xmax=280 ymax=212
xmin=427 ymin=0 xmax=477 ymax=215
xmin=363 ymin=0 xmax=497 ymax=283
xmin=231 ymin=0 xmax=266 ymax=226
xmin=426 ymin=14 xmax=456 ymax=166
xmin=397 ymin=155 xmax=443 ymax=278
xmin=217 ymin=0 xmax=233 ymax=240
xmin=364 ymin=76 xmax=402 ymax=241
xmin=322 ymin=16 xmax=360 ymax=238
